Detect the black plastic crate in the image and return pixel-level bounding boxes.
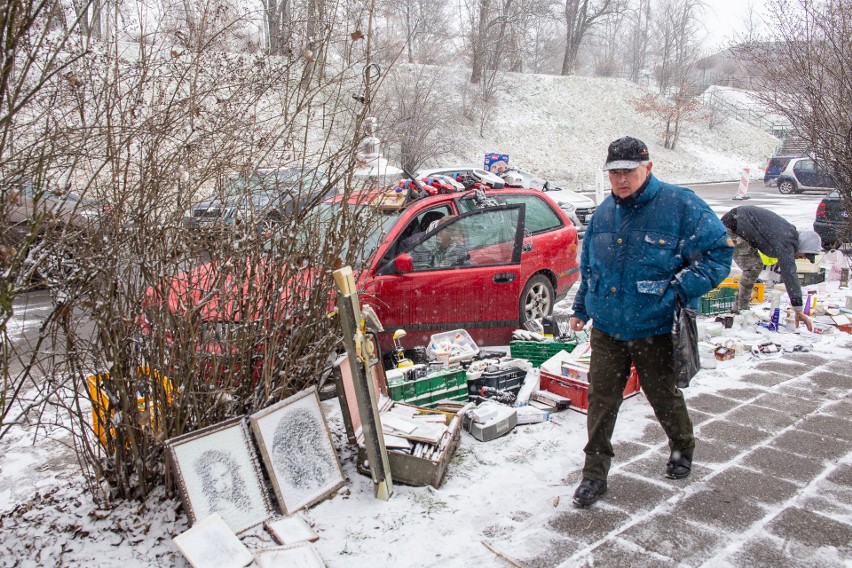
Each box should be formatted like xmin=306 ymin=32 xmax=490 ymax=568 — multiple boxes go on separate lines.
xmin=467 ymin=368 xmax=526 ymax=399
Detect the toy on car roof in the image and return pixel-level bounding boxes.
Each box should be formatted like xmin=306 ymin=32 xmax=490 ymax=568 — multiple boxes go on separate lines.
xmin=397 ymin=175 xmax=463 ymax=196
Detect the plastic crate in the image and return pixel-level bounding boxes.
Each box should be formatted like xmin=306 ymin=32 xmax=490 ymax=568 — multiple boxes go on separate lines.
xmin=467 ymin=368 xmax=526 ymax=399
xmin=388 ymin=368 xmax=467 ymax=407
xmin=509 ymin=340 xmax=578 ymax=367
xmin=540 ymin=366 xmax=640 ymax=414
xmin=698 ymin=287 xmax=737 ymax=315
xmin=718 ymin=278 xmax=765 ymax=303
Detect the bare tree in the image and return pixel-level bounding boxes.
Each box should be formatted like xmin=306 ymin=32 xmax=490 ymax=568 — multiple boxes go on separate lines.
xmin=741 ymin=0 xmax=852 ymax=244
xmin=588 ymin=1 xmax=629 ymax=76
xmin=625 ymin=0 xmax=651 ymax=83
xmin=2 ymin=0 xmax=394 ymax=503
xmin=560 ymin=0 xmax=619 ymax=75
xmin=375 ymin=67 xmax=463 ymax=173
xmin=652 ymin=0 xmax=704 ymax=95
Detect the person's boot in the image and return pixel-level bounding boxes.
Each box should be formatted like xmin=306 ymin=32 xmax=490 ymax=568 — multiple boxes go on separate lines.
xmin=572 ymin=478 xmax=607 ymax=508
xmin=666 ymin=448 xmax=693 ymax=479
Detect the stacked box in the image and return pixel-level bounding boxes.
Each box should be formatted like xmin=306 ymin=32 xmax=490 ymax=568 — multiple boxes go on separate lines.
xmin=467 ymin=368 xmax=526 ymax=400
xmin=387 ymin=368 xmax=468 ymax=409
xmin=509 ymin=340 xmax=578 ymax=367
xmin=698 ymin=288 xmax=737 ymax=315
xmin=717 ymin=277 xmax=765 ymax=303
xmin=540 ymin=366 xmax=640 ymax=414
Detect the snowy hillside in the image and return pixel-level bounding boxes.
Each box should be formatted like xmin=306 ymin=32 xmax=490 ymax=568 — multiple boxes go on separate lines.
xmin=406 ymin=69 xmax=780 ymax=188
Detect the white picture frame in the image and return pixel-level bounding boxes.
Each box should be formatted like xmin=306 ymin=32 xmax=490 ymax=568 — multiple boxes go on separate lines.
xmin=255 ymin=542 xmax=326 ymax=568
xmin=172 ymin=512 xmax=254 ymax=568
xmin=249 ymin=387 xmax=345 ymax=514
xmin=167 ymin=416 xmax=273 ymax=534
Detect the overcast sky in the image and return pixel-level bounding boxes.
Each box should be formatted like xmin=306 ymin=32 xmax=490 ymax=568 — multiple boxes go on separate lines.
xmin=702 ymin=0 xmax=768 ymax=52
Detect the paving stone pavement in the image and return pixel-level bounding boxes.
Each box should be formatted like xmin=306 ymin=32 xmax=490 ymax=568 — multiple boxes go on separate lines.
xmin=520 ymin=343 xmax=852 ymax=568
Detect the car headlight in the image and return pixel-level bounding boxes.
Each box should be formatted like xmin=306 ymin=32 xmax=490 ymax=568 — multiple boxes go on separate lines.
xmin=558 ymin=201 xmax=576 ymax=213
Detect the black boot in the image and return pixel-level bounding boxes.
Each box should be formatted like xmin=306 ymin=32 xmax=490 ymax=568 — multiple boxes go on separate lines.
xmin=666 ymin=448 xmax=693 ymax=479
xmin=573 ymin=478 xmax=608 ymax=508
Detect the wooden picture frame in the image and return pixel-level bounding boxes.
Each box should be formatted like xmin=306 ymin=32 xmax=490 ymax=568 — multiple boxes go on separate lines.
xmin=166 ymin=416 xmax=273 ymax=534
xmin=249 ymin=387 xmax=345 ymax=514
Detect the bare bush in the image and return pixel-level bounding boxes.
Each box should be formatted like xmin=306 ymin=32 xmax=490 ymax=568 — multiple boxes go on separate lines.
xmin=2 ymin=1 xmax=392 ymax=503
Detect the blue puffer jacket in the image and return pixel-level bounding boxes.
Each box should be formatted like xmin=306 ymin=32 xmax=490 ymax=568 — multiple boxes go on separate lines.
xmin=572 ymin=174 xmax=733 ymax=341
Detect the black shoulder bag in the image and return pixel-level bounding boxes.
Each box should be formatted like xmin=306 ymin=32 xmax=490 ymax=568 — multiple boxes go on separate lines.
xmin=672 ymin=297 xmax=700 ymax=388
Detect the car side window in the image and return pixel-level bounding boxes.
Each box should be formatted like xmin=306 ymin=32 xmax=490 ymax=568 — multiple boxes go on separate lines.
xmin=408 ymin=208 xmax=522 ymax=271
xmin=794 ymin=159 xmax=815 ymax=173
xmin=494 ymin=194 xmax=562 ymax=234
xmin=395 ymin=205 xmax=454 ymax=254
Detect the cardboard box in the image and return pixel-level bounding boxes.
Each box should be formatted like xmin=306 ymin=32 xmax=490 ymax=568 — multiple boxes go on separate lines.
xmin=540 ymin=367 xmax=640 ymax=414
xmin=333 ymin=355 xmax=460 ymax=488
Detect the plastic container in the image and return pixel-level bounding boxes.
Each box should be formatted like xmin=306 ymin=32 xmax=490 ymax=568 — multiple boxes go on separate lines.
xmin=540 ymin=366 xmax=640 ymax=414
xmin=427 ymin=329 xmax=479 ymax=364
xmin=387 ymin=368 xmax=467 ymax=408
xmin=467 ymin=368 xmax=526 ymax=399
xmin=698 ymin=288 xmax=737 ymax=315
xmin=509 ymin=340 xmax=579 ymax=367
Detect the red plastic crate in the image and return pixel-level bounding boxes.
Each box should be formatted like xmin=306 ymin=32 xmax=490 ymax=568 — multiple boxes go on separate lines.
xmin=540 ymin=366 xmax=640 ymax=414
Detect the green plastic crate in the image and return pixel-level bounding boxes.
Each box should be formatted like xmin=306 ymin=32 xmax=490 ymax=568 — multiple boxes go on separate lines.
xmin=510 ymin=340 xmax=578 ymax=367
xmin=698 ymin=287 xmax=737 ymax=315
xmin=388 ymin=369 xmax=468 ymax=407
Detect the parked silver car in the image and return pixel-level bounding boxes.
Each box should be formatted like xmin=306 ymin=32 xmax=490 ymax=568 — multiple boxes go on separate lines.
xmin=184 ymin=167 xmax=331 ymax=235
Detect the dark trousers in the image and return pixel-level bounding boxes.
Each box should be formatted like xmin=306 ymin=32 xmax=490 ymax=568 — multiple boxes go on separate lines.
xmin=582 ymin=328 xmax=695 ymax=481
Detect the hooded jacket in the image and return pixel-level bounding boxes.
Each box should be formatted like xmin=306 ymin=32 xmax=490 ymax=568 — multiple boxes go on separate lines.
xmin=572 ymin=174 xmax=732 ymax=341
xmin=721 ymin=205 xmax=809 ymax=308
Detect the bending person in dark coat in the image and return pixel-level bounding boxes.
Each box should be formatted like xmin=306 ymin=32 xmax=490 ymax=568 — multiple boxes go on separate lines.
xmin=721 ymin=205 xmax=822 ymax=331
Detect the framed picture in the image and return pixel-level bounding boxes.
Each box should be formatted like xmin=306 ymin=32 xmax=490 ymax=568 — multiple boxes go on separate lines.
xmin=255 ymin=542 xmax=326 ymax=568
xmin=172 ymin=513 xmax=253 ymax=568
xmin=167 ymin=416 xmax=273 ymax=533
xmin=250 ymin=387 xmax=345 ymax=514
xmin=265 ymin=515 xmax=319 ymax=545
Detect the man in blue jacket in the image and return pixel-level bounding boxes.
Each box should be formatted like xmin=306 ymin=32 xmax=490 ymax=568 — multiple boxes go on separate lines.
xmin=568 ymin=137 xmax=733 ymax=508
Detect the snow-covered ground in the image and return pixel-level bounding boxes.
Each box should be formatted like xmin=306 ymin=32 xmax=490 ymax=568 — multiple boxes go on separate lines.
xmin=0 ymin=72 xmax=845 ymax=567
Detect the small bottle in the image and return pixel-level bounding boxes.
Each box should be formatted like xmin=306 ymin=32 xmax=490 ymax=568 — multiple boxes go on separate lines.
xmin=770 ymin=290 xmax=781 ymax=309
xmin=770 ymin=307 xmax=780 ymax=331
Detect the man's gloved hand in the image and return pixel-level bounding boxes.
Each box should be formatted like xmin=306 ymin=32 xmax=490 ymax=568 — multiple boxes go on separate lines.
xmin=794 ymin=309 xmax=813 ymax=332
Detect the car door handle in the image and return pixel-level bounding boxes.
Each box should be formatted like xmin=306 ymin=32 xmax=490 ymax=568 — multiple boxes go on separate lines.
xmin=523 ymin=242 xmax=533 ymax=252
xmin=493 ymin=273 xmax=516 ymax=284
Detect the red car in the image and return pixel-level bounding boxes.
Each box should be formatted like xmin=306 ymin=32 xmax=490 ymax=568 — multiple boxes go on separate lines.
xmin=337 ymin=187 xmax=580 ymax=350
xmin=141 ymin=187 xmax=579 ymax=370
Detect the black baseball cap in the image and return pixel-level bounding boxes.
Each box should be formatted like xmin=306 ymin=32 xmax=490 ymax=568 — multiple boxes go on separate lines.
xmin=603 ymin=137 xmax=650 ymax=171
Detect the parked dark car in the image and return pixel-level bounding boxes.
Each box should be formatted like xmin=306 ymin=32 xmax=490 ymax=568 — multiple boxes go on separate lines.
xmin=776 ymin=157 xmax=836 ymax=194
xmin=814 ymin=190 xmax=851 ymax=249
xmin=763 ymin=155 xmax=797 ymax=186
xmin=184 ymin=167 xmax=330 ymax=235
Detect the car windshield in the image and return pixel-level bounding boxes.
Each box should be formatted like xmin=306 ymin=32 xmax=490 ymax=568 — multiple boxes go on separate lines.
xmin=265 ymin=201 xmax=401 ymax=270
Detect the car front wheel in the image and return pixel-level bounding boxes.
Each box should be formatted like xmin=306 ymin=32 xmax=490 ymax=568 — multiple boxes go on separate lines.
xmin=520 ymin=274 xmax=554 ymax=325
xmin=778 ymin=179 xmax=797 ymax=194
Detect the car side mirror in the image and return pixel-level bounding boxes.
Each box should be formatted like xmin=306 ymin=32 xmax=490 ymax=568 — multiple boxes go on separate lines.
xmin=395 ymin=253 xmax=413 ymax=274
xmin=543 ymin=181 xmax=551 ymax=191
